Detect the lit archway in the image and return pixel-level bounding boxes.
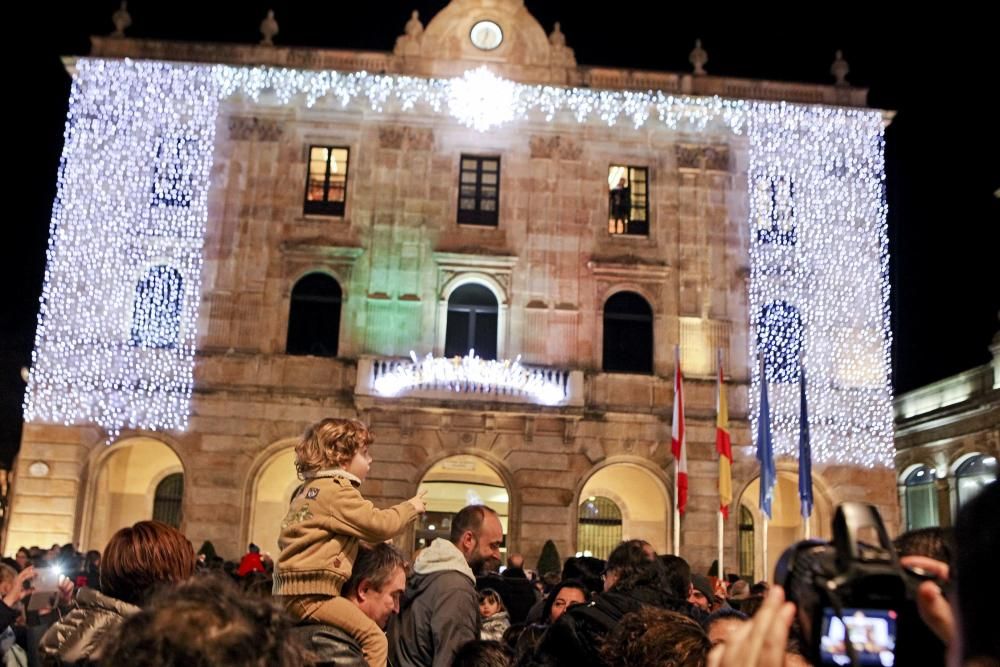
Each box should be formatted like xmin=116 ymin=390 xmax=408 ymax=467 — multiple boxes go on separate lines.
xmin=87 ymin=437 xmax=183 ymax=551
xmin=578 ymin=462 xmax=670 ymax=557
xmin=737 ymin=471 xmax=830 ymax=581
xmin=248 ymin=449 xmax=301 ymax=558
xmin=416 ymin=455 xmax=511 ymax=560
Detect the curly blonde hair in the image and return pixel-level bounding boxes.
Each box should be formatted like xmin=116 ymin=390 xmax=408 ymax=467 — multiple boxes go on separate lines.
xmin=295 ymin=418 xmax=373 ymax=478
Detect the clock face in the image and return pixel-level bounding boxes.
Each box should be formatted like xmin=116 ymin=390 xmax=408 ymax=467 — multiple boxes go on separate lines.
xmin=470 ymin=20 xmax=503 ymax=51
xmin=28 ymin=460 xmax=50 ymax=477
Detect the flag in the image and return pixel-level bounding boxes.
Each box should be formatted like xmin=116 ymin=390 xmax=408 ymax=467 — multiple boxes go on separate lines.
xmin=716 ymin=351 xmax=733 ymax=519
xmin=757 ymin=355 xmax=776 ymax=519
xmin=672 ymin=346 xmax=688 ymax=515
xmin=798 ymin=363 xmax=813 ymax=520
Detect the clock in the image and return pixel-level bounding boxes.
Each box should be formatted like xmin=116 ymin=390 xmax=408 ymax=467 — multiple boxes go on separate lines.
xmin=470 ymin=20 xmax=503 ymax=51
xmin=28 ymin=460 xmax=50 ymax=477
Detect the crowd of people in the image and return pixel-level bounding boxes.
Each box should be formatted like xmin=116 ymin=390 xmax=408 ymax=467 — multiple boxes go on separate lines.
xmin=0 ymin=417 xmax=994 ymax=666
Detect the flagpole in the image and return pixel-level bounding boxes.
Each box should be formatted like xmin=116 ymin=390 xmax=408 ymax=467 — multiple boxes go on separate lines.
xmin=756 ymin=350 xmax=774 ymax=584
xmin=672 ymin=343 xmax=683 ymax=557
xmin=674 ymin=468 xmax=680 ymax=556
xmin=798 ymin=351 xmax=813 ymax=541
xmin=717 ymin=511 xmax=724 ymax=579
xmin=716 ymin=347 xmax=724 ymax=579
xmin=762 ymin=515 xmax=769 ymax=582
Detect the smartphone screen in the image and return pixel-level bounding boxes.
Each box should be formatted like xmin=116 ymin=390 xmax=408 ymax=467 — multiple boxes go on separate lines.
xmin=33 ymin=568 xmax=61 ymax=593
xmin=819 ymin=607 xmax=897 ymax=666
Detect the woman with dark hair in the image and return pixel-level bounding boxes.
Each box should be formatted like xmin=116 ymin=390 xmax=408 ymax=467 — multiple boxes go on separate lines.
xmin=39 ymin=520 xmax=196 ymax=665
xmin=540 ymin=580 xmax=588 ymax=625
xmin=525 ymin=540 xmax=703 ymax=667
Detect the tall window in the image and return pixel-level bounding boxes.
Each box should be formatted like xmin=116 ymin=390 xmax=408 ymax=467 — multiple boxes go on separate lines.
xmin=577 ymin=496 xmax=623 ymax=560
xmin=304 ymin=146 xmax=350 ymax=216
xmin=955 ymin=454 xmax=997 ymax=510
xmin=131 ymin=266 xmax=183 ymax=349
xmin=445 ymin=284 xmax=498 ymax=360
xmin=754 ymin=175 xmax=796 ymax=245
xmin=757 ymin=301 xmax=802 ymax=383
xmin=153 ymin=473 xmax=184 ymax=528
xmin=607 ymin=165 xmax=649 ymax=236
xmin=738 ymin=505 xmax=755 ymax=580
xmin=903 ymin=465 xmax=938 ymax=530
xmin=457 ymin=155 xmax=500 ymax=226
xmin=151 ymin=135 xmax=195 ymax=208
xmin=603 ymin=291 xmax=653 ymax=374
xmin=286 ymin=273 xmax=342 ymax=357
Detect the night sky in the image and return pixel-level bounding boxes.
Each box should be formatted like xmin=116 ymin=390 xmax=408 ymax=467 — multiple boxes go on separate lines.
xmin=3 ymin=2 xmax=997 ymax=465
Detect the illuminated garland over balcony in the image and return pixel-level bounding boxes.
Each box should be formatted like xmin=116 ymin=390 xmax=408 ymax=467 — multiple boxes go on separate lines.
xmin=25 ymin=58 xmax=892 ymax=467
xmin=373 ymin=351 xmax=567 ymax=405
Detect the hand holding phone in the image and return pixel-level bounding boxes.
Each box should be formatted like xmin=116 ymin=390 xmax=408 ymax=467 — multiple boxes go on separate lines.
xmin=26 ymin=568 xmax=64 ymax=612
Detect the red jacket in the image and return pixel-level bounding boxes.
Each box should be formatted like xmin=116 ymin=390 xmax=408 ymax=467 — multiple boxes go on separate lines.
xmin=237 ymin=552 xmax=265 ymax=577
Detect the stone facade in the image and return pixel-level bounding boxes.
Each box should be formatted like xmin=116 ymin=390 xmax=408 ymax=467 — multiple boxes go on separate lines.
xmin=5 ymin=1 xmax=897 ymax=575
xmin=893 ymin=330 xmax=1000 ymax=528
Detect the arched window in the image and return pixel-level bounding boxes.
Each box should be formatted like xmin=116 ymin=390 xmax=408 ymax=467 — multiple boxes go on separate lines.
xmin=286 ymin=273 xmax=342 ymax=357
xmin=131 ymin=265 xmax=183 ymax=349
xmin=577 ymin=496 xmax=623 ymax=561
xmin=445 ymin=284 xmax=498 ymax=360
xmin=153 ymin=473 xmax=184 ymax=528
xmin=955 ymin=454 xmax=997 ymax=510
xmin=757 ymin=301 xmax=802 ymax=383
xmin=603 ymin=291 xmax=653 ymax=374
xmin=903 ymin=465 xmax=938 ymax=530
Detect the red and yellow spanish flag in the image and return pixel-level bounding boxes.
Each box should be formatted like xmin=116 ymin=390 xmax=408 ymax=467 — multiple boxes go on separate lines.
xmin=716 ymin=353 xmax=733 ymax=518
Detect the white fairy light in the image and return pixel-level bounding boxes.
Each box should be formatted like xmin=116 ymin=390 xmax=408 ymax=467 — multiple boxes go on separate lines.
xmin=26 ymin=59 xmax=892 ymax=468
xmin=447 ymin=66 xmax=517 ymax=131
xmin=747 ymin=105 xmax=893 ymax=468
xmin=374 ymin=351 xmax=567 ymax=406
xmin=23 ymin=59 xmax=218 ymax=438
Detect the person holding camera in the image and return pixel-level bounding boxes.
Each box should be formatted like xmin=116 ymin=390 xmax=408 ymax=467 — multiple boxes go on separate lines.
xmin=708 ymin=486 xmax=999 ymax=667
xmin=39 ymin=521 xmax=196 ymax=665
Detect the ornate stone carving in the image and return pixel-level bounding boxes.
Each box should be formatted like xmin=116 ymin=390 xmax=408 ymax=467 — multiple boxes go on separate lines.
xmin=378 ymin=126 xmax=405 ymax=149
xmin=405 ymin=127 xmax=434 ymax=151
xmin=529 ymin=135 xmax=582 ymax=160
xmin=227 ymin=116 xmax=283 ymax=142
xmin=378 ymin=126 xmax=434 ymax=150
xmin=675 ymin=144 xmax=730 ymax=171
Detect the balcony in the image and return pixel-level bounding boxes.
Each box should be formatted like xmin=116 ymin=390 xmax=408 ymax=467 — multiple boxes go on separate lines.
xmin=356 ymin=353 xmax=584 ymax=408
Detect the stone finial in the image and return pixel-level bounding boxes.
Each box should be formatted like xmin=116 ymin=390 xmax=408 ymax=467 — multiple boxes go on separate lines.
xmin=689 ymin=38 xmax=708 ymax=76
xmin=547 ymin=21 xmax=576 ymax=68
xmin=110 ymin=1 xmax=132 ymax=38
xmin=394 ymin=9 xmax=424 ymax=57
xmin=405 ymin=10 xmax=424 ymax=38
xmin=260 ymin=9 xmax=279 ymax=46
xmin=549 ymin=22 xmax=566 ymax=48
xmin=831 ymin=49 xmax=850 ymax=86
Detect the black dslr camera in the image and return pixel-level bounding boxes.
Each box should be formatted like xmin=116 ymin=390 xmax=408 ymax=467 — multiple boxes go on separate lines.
xmin=775 ymin=502 xmax=944 ymax=667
